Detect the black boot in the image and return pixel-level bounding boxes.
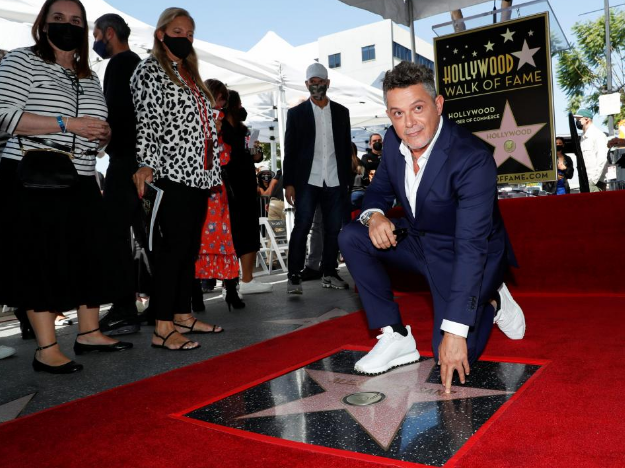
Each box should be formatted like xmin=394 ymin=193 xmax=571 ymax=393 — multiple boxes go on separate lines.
xmin=224 ymin=279 xmax=245 ymax=311
xmin=15 ymin=308 xmax=35 ymax=340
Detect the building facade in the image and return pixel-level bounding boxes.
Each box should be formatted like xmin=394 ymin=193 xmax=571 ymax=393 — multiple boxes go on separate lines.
xmin=296 ymin=20 xmax=434 ymax=89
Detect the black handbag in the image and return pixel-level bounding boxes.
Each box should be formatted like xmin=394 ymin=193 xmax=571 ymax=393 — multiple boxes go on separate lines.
xmin=17 ymin=146 xmax=79 ymax=189
xmin=16 ymin=71 xmax=95 ymax=190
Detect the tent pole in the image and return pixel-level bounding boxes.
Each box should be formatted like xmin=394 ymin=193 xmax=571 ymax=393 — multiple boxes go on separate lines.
xmin=276 ymin=80 xmax=294 ymax=240
xmin=270 ymin=90 xmax=278 ymax=171
xmin=407 ymin=0 xmax=417 ymax=63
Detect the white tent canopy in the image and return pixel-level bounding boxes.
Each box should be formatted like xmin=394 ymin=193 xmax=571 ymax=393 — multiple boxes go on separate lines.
xmin=0 ymin=0 xmax=391 ymax=171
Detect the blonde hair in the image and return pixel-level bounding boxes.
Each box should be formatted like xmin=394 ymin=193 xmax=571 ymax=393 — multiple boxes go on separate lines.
xmin=152 ymin=7 xmax=213 ymax=104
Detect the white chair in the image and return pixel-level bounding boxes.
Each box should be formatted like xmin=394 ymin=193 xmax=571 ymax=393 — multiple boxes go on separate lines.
xmin=257 ymin=217 xmax=288 ymax=275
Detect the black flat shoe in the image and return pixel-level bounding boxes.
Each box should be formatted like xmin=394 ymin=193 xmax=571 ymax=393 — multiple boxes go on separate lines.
xmin=32 ymin=342 xmax=83 ymax=374
xmin=73 ymin=327 xmax=133 ymax=355
xmin=73 ymin=340 xmax=133 ymax=355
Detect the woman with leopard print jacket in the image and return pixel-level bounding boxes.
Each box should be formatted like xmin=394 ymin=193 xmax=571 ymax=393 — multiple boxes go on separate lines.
xmin=131 ymin=7 xmax=223 ymax=351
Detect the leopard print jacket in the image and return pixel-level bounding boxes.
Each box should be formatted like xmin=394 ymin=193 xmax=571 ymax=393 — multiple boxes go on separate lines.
xmin=131 ymin=56 xmax=221 ymax=189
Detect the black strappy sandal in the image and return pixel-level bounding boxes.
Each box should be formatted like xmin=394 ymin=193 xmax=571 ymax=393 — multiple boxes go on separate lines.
xmin=151 ymin=330 xmax=201 ymax=351
xmin=32 ymin=342 xmax=83 ymax=374
xmin=173 ymin=317 xmax=224 ymax=335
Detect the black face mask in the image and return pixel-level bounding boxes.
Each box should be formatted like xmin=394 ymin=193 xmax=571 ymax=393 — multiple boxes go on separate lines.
xmin=92 ymin=38 xmax=110 ymax=60
xmin=556 ymin=144 xmax=564 ymax=151
xmin=163 ymin=34 xmax=193 ymax=60
xmin=576 ymin=120 xmax=584 ymax=130
xmin=238 ymin=107 xmax=248 ymax=122
xmin=372 ymin=141 xmax=382 ymax=151
xmin=47 ymin=22 xmax=84 ymax=52
xmin=308 ymin=83 xmax=328 ymax=101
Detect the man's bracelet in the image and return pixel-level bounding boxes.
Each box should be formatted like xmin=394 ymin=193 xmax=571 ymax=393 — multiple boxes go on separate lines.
xmin=56 ymin=115 xmax=67 ymax=133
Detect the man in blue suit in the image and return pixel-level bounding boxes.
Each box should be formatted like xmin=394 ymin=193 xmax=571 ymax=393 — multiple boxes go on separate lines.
xmin=339 ymin=62 xmax=524 ymax=393
xmin=283 ymin=63 xmax=352 ymax=294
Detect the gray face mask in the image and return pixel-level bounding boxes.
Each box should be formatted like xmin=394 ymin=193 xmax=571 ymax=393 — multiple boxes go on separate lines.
xmin=308 ymin=83 xmax=328 ymax=100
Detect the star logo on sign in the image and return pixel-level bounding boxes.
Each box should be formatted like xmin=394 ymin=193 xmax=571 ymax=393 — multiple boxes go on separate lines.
xmin=473 ymin=101 xmax=546 ymax=170
xmin=511 ymin=39 xmax=540 ymax=70
xmin=238 ymin=359 xmax=512 ymax=450
xmin=501 ymin=28 xmax=515 ymax=42
xmin=472 ymin=51 xmax=478 ymax=57
xmin=453 ymin=48 xmax=458 ymax=54
xmin=528 ymin=30 xmax=534 ymax=36
xmin=484 ymin=41 xmax=495 ymax=52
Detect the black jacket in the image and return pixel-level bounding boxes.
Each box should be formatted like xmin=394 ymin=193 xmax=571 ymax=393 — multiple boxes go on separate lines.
xmin=283 ymin=99 xmax=352 ymax=191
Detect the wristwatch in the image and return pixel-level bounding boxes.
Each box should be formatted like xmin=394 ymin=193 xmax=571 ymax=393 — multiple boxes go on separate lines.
xmin=360 ymin=211 xmax=374 ymax=227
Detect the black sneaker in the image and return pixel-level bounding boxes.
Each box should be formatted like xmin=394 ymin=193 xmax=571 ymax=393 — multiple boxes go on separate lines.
xmin=99 ymin=305 xmax=141 ymax=336
xmin=300 ymin=266 xmax=323 ymax=282
xmin=321 ymin=271 xmax=349 ymax=289
xmin=287 ymin=273 xmax=303 ymax=294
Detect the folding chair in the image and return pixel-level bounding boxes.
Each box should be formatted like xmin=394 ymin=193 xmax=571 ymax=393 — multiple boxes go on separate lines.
xmin=257 ymin=217 xmax=288 ymax=275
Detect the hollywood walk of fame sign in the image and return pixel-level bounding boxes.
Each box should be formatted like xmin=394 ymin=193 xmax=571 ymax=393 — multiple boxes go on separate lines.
xmin=182 ymin=350 xmax=542 ymax=466
xmin=434 ymin=13 xmax=556 ymax=184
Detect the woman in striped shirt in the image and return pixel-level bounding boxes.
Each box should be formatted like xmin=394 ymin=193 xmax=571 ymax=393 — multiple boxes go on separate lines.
xmin=0 ymin=0 xmax=132 ymax=374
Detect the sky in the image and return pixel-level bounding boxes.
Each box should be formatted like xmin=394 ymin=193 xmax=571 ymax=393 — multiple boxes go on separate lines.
xmin=104 ymin=0 xmax=617 ymax=134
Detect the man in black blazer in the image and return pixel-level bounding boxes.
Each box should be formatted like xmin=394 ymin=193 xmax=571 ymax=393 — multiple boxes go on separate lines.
xmin=283 ymin=63 xmax=352 ymax=294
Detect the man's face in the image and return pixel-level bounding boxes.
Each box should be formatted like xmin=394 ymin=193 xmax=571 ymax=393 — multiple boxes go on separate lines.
xmin=370 ymin=134 xmax=382 ymax=153
xmin=306 ymin=77 xmax=329 ymax=101
xmin=386 ymin=84 xmax=444 ymax=153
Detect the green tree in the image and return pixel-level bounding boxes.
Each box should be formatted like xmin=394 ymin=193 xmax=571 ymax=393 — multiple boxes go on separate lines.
xmin=556 ymin=10 xmax=625 ymax=129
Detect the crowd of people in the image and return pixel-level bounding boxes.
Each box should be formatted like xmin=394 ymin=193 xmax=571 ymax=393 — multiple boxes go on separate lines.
xmin=0 ymin=1 xmax=273 ymax=371
xmin=0 ymin=0 xmax=610 ymax=389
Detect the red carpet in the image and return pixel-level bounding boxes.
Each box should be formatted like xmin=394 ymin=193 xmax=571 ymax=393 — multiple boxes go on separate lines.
xmin=3 ymin=193 xmax=624 ymax=467
xmin=1 ymin=292 xmax=624 ymax=467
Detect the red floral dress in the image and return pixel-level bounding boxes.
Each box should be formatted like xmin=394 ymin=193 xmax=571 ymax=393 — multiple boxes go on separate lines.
xmin=195 ymin=123 xmax=239 ymax=280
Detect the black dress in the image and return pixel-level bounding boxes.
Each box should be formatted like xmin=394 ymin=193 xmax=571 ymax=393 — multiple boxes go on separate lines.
xmin=221 ymin=120 xmax=260 ymax=257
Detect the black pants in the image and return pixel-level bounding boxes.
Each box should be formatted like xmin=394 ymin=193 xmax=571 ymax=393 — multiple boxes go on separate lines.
xmin=103 ymin=158 xmax=142 ymax=308
xmin=151 ymin=178 xmax=208 ymax=321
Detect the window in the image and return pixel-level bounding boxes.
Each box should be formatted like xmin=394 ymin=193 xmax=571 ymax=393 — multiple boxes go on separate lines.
xmin=328 ymin=53 xmax=341 ymax=69
xmin=361 ymin=45 xmax=376 ymax=62
xmin=392 ymin=42 xmax=434 ymax=70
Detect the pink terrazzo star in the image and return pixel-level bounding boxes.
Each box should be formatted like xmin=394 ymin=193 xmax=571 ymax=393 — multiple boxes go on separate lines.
xmin=238 ymin=359 xmax=512 ymax=450
xmin=473 ymin=101 xmax=546 ymax=170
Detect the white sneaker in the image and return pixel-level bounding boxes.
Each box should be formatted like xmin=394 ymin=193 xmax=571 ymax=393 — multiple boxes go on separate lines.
xmin=239 ymin=279 xmax=273 ymax=295
xmin=0 ymin=345 xmax=16 ymax=360
xmin=354 ymin=326 xmax=420 ymax=375
xmin=494 ymin=283 xmax=526 ymax=340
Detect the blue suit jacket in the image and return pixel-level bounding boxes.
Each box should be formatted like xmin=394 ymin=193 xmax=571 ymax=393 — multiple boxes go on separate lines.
xmin=362 ymin=118 xmax=513 ymax=326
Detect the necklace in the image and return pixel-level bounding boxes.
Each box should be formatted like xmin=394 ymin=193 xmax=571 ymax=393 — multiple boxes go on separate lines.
xmin=179 ymin=69 xmax=213 ymax=170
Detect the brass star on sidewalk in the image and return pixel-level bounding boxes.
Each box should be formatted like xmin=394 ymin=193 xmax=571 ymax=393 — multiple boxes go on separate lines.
xmin=238 ymin=360 xmax=511 ymax=450
xmin=473 ymin=101 xmax=546 ymax=170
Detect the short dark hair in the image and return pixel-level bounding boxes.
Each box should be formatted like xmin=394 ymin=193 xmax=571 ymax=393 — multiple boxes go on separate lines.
xmin=369 ymin=133 xmax=382 ymax=144
xmin=382 ymin=61 xmax=436 ymax=104
xmin=94 ymin=13 xmax=131 ymax=42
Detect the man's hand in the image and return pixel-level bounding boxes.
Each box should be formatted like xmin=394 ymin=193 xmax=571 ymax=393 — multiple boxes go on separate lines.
xmin=285 ymin=185 xmax=295 ymax=206
xmin=438 ymin=332 xmax=470 ymax=394
xmin=368 ymin=213 xmax=397 ymax=249
xmin=132 ymin=167 xmax=153 ymax=198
